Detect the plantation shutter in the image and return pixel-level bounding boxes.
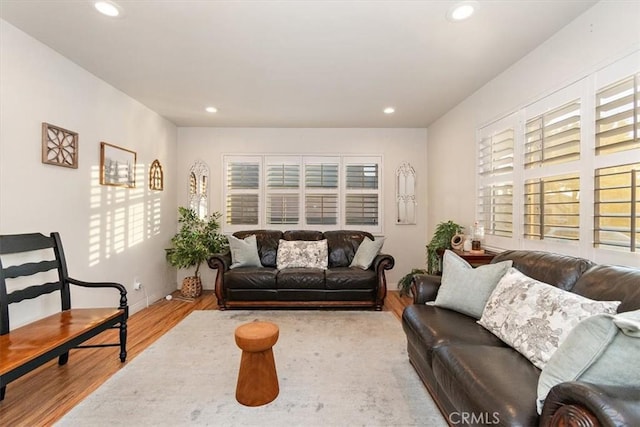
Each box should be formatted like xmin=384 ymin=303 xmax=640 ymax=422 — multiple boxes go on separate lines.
xmin=524 ymin=173 xmax=580 ymax=241
xmin=525 ymin=100 xmax=581 ymax=168
xmin=345 ymin=163 xmax=379 ymax=226
xmin=304 ymin=161 xmax=339 ymax=225
xmin=478 ymin=183 xmax=513 ymax=237
xmin=595 ymin=74 xmax=640 ymax=155
xmin=477 ymin=120 xmax=515 ymax=239
xmin=594 ymin=163 xmax=639 ymax=251
xmin=226 ymin=161 xmax=260 ymax=225
xmin=266 ymin=162 xmax=300 ymax=225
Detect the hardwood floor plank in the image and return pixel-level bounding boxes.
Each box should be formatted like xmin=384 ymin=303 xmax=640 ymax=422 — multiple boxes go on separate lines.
xmin=0 ymin=290 xmax=410 ymax=426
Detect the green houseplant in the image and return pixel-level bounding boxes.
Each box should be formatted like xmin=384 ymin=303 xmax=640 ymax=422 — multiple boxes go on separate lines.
xmin=397 ymin=268 xmax=428 ymax=297
xmin=426 ymin=220 xmax=463 ymax=274
xmin=166 ymin=206 xmax=228 ymax=298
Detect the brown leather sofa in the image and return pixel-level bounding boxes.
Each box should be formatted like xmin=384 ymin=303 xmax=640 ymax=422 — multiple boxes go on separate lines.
xmin=402 ymin=250 xmax=640 ymax=427
xmin=208 ymin=230 xmax=394 ymax=310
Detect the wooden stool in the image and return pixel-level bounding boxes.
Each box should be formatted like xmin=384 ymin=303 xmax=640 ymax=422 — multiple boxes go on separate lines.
xmin=234 ymin=321 xmax=279 ymax=406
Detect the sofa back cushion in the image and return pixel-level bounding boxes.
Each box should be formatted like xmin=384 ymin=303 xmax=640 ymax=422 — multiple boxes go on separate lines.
xmin=282 ymin=230 xmax=324 ymax=241
xmin=491 ymin=250 xmax=593 ymax=291
xmin=323 ymin=230 xmax=374 ymax=268
xmin=233 ymin=230 xmax=283 ymax=268
xmin=572 ymin=265 xmax=640 ymax=313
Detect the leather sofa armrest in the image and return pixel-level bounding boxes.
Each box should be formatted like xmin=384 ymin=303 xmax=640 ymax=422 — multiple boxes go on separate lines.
xmin=207 ymin=251 xmax=231 ymax=271
xmin=371 ymin=253 xmax=394 ymax=311
xmin=540 ymin=381 xmax=640 ymax=427
xmin=372 ymin=253 xmax=394 ymax=272
xmin=411 ymin=274 xmax=442 ymax=304
xmin=207 ymin=251 xmax=232 ymax=309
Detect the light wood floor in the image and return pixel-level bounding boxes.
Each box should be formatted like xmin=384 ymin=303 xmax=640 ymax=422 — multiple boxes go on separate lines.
xmin=0 ymin=290 xmax=412 ymax=426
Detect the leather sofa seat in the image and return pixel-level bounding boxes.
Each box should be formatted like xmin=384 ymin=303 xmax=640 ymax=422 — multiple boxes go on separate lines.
xmin=277 ymin=268 xmax=325 ymax=289
xmin=324 ymin=267 xmax=376 ymax=290
xmin=225 ymin=267 xmax=277 ymax=289
xmin=432 ymin=344 xmax=540 ymax=427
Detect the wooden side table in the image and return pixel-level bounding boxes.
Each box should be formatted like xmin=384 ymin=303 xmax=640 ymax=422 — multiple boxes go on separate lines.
xmin=234 ymin=321 xmax=280 ymax=407
xmin=450 ymin=249 xmax=497 ymax=267
xmin=437 ymin=248 xmax=498 ymax=270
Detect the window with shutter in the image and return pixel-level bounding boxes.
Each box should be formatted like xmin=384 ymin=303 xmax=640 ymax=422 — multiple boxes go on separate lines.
xmin=304 ymin=160 xmax=339 ymax=226
xmin=345 ymin=162 xmax=379 ymax=226
xmin=594 ymin=163 xmax=638 ymax=252
xmin=525 ymin=100 xmax=580 ymax=169
xmin=266 ymin=161 xmax=300 ymax=225
xmin=524 ymin=173 xmax=580 ymax=241
xmin=225 ymin=160 xmax=260 ymax=226
xmin=596 ymin=74 xmax=639 ymax=155
xmin=477 ymin=118 xmax=515 ymax=240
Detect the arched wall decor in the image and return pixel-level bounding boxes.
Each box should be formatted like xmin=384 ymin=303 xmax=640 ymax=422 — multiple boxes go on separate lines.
xmin=188 ymin=160 xmax=209 ymax=218
xmin=149 ymin=159 xmax=164 ymax=190
xmin=396 ymin=162 xmax=416 ymax=225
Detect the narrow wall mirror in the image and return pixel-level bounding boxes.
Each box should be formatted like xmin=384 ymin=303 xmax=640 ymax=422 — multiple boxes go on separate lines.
xmin=396 ymin=162 xmax=416 ymax=225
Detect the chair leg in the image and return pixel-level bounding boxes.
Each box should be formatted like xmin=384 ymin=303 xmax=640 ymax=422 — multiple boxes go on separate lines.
xmin=1 ymin=385 xmax=5 ymax=401
xmin=119 ymin=321 xmax=127 ymax=362
xmin=58 ymin=352 xmax=69 ymax=365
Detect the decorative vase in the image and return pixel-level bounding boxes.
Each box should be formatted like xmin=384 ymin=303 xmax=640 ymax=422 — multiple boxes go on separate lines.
xmin=181 ymin=276 xmax=202 ymax=298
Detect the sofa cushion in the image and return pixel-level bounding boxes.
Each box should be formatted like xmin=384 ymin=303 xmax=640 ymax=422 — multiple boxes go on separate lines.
xmin=432 ymin=344 xmax=540 ymax=427
xmin=434 ymin=250 xmax=512 ymax=319
xmin=572 ymin=264 xmax=640 ymax=313
xmin=536 ymin=309 xmax=640 ymax=413
xmin=402 ymin=304 xmax=507 ymax=367
xmin=479 ymin=267 xmax=621 ymax=369
xmin=234 ymin=230 xmax=282 ymax=268
xmin=228 ymin=234 xmax=262 ymax=269
xmin=491 ymin=250 xmax=594 ymax=291
xmin=325 ymin=267 xmax=376 ymax=290
xmin=276 ymin=239 xmax=328 ymax=269
xmin=282 ymin=230 xmax=324 ymax=241
xmin=349 ymin=237 xmax=385 ymax=270
xmin=276 ymin=268 xmax=326 ymax=289
xmin=224 ymin=267 xmax=277 ymax=289
xmin=324 ymin=230 xmax=374 ymax=268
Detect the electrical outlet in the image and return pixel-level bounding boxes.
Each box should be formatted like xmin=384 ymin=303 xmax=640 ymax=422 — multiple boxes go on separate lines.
xmin=133 ymin=279 xmax=142 ymax=291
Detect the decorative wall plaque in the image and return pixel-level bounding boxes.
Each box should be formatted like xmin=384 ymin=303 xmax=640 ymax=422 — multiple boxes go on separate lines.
xmin=42 ymin=122 xmax=78 ymax=168
xmin=149 ymin=159 xmax=164 ymax=190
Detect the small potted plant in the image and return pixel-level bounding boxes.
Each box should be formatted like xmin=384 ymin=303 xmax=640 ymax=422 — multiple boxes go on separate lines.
xmin=166 ymin=207 xmax=228 ymax=298
xmin=426 ymin=220 xmax=463 ymax=274
xmin=397 ymin=268 xmax=428 ymax=297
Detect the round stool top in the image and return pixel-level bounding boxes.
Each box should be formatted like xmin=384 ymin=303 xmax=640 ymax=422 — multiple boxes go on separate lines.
xmin=235 ymin=321 xmax=279 ymax=352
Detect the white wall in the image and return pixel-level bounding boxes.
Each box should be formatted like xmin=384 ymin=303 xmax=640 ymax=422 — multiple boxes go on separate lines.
xmin=427 ymin=1 xmax=640 ymax=239
xmin=176 ymin=127 xmax=428 ymax=287
xmin=0 ymin=20 xmax=178 ymax=327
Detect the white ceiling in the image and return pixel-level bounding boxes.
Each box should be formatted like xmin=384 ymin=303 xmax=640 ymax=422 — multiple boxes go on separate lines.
xmin=0 ymin=0 xmax=597 ymax=128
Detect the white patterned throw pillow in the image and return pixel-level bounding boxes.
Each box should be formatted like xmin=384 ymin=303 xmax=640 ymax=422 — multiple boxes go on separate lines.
xmin=276 ymin=239 xmax=328 ymax=270
xmin=478 ymin=267 xmax=620 ymax=370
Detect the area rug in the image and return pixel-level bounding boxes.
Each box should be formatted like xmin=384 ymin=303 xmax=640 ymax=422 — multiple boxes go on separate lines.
xmin=57 ymin=310 xmax=446 ymax=426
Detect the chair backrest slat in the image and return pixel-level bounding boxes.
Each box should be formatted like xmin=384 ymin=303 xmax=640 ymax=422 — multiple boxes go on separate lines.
xmin=7 ymin=281 xmax=62 ymax=304
xmin=0 ymin=233 xmax=54 ymax=255
xmin=1 ymin=232 xmax=70 ymax=334
xmin=3 ymin=260 xmax=60 ymax=279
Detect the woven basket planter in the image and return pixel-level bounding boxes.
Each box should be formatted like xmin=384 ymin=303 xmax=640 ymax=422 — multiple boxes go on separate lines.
xmin=181 ymin=276 xmax=202 ymax=298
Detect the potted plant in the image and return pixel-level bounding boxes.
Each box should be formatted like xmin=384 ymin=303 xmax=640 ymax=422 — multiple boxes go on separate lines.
xmin=426 ymin=220 xmax=463 ymax=274
xmin=166 ymin=206 xmax=228 ymax=298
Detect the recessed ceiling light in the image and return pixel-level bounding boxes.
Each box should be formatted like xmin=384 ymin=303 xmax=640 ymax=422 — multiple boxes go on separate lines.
xmin=94 ymin=1 xmax=120 ymax=17
xmin=447 ymin=1 xmax=478 ymax=22
xmin=383 ymin=107 xmax=395 ymax=114
xmin=205 ymin=106 xmax=218 ymax=113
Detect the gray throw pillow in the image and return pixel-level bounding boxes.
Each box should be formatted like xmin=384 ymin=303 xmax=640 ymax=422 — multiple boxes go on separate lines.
xmin=536 ymin=309 xmax=640 ymax=414
xmin=433 ymin=250 xmax=512 ymax=319
xmin=229 ymin=234 xmax=262 ymax=269
xmin=349 ymin=237 xmax=385 ymax=270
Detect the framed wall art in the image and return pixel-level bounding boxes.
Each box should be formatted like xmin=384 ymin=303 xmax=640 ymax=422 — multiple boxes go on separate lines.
xmin=42 ymin=122 xmax=78 ymax=168
xmin=149 ymin=159 xmax=164 ymax=191
xmin=100 ymin=142 xmax=137 ymax=188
